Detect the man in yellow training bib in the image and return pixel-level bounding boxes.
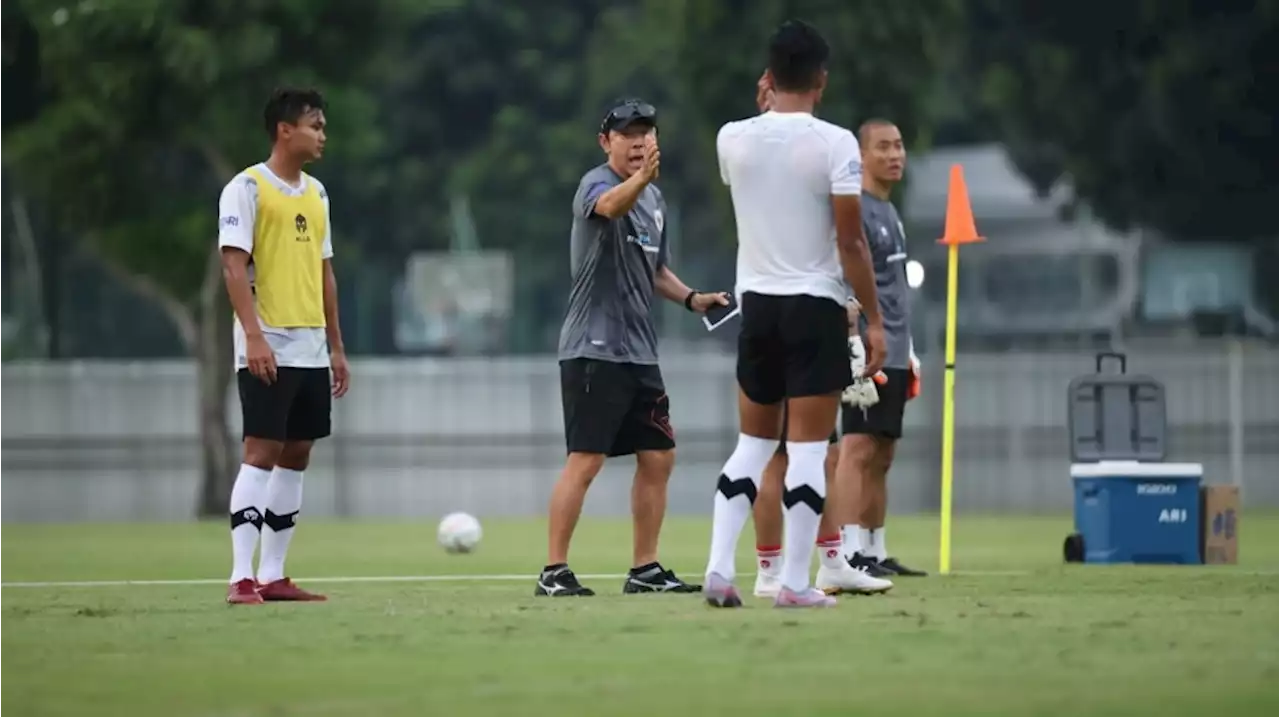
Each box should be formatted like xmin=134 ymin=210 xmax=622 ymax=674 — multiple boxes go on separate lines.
xmin=217 ymin=87 xmax=350 ymax=605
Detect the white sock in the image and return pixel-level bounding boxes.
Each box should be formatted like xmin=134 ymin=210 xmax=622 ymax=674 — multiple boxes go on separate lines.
xmin=840 ymin=524 xmax=863 ymax=561
xmin=258 ymin=467 xmax=304 ymax=584
xmin=706 ymin=434 xmax=779 ymax=582
xmin=816 ymin=533 xmax=845 ymax=570
xmin=756 ymin=546 xmax=782 ymax=578
xmin=228 ymin=464 xmax=271 ymax=583
xmin=868 ymin=526 xmax=887 ymax=561
xmin=857 ymin=526 xmax=873 ymax=557
xmin=781 ymin=441 xmax=827 ymax=592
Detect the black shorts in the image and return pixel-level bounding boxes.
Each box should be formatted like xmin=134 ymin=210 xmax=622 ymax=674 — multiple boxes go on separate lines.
xmin=737 ymin=292 xmax=851 ymax=405
xmin=842 ymin=368 xmax=910 ymax=439
xmin=776 ymin=405 xmax=839 ymax=455
xmin=560 ymin=358 xmax=675 ymax=457
xmin=238 ymin=367 xmax=332 ymax=442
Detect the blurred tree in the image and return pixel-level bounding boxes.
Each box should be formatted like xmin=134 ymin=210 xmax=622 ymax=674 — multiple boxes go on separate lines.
xmin=372 ymin=0 xmax=668 ymax=351
xmin=964 ymin=0 xmax=1277 ymax=243
xmin=374 ymin=0 xmax=612 ymax=259
xmin=2 ymin=3 xmax=41 ymax=130
xmin=373 ymin=0 xmax=963 ymax=350
xmin=3 ymin=0 xmax=425 ymax=516
xmin=678 ymin=0 xmax=963 ymax=229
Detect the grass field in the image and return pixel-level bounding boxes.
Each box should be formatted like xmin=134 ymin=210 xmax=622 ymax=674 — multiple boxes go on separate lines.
xmin=3 ymin=515 xmax=1277 ymax=717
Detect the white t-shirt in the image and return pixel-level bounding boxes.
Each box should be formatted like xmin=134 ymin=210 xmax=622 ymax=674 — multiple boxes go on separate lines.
xmin=717 ymin=111 xmax=862 ymax=306
xmin=217 ymin=163 xmax=334 ymax=369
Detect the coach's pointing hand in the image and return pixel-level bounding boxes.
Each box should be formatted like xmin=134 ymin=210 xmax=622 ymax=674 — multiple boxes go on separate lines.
xmin=689 ymin=292 xmax=731 ymax=313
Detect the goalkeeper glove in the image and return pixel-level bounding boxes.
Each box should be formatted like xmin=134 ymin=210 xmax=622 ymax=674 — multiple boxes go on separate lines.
xmin=841 ymin=336 xmax=883 ymax=408
xmin=907 ymin=344 xmax=921 ymax=400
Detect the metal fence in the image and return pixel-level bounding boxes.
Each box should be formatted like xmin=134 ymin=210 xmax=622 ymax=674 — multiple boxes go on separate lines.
xmin=2 ymin=341 xmax=1276 ymax=522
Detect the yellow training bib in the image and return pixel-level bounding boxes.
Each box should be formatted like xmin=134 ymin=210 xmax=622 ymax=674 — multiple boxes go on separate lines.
xmin=245 ymin=167 xmax=327 ymax=328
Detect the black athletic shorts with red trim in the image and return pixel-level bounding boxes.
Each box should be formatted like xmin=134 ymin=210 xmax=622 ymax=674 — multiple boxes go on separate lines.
xmin=560 ymin=358 xmax=675 ymax=457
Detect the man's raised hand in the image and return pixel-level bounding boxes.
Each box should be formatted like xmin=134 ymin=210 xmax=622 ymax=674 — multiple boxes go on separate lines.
xmin=642 ymin=133 xmax=661 ymax=181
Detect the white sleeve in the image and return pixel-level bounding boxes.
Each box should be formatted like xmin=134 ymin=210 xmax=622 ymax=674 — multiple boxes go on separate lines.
xmin=828 ymin=130 xmax=862 ymax=196
xmin=217 ymin=176 xmax=256 ymax=252
xmin=318 ymin=182 xmax=334 ymax=259
xmin=716 ymin=124 xmax=733 ymax=186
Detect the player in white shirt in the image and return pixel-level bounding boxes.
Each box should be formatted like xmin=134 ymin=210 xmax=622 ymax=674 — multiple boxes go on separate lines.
xmin=703 ymin=20 xmax=887 ymax=609
xmin=218 ymin=88 xmax=350 ymax=605
xmin=749 ymin=74 xmax=893 ymax=599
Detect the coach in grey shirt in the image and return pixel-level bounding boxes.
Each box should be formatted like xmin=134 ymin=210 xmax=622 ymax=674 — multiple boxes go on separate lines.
xmin=537 ymin=98 xmax=728 ymax=599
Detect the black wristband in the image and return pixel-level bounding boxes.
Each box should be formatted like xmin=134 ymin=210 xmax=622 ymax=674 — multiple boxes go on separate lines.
xmin=684 ymin=290 xmax=698 ymax=311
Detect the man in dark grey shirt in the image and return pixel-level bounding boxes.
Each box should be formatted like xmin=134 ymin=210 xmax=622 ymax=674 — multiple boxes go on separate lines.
xmin=537 ymin=98 xmax=729 ymax=598
xmin=837 ymin=118 xmax=928 ymax=578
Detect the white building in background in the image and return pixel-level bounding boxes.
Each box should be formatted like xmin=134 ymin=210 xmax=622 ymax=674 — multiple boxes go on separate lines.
xmin=900 ymin=144 xmax=1272 ymax=350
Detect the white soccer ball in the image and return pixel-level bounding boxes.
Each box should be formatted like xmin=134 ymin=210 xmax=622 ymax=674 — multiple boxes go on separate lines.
xmin=437 ymin=512 xmax=483 ymax=554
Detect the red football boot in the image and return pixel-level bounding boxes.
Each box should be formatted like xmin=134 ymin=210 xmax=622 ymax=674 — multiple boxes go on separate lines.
xmin=226 ymin=578 xmax=264 ymax=605
xmin=258 ymin=577 xmax=327 ymax=602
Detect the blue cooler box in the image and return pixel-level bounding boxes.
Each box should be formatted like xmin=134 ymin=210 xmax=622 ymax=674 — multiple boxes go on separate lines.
xmin=1070 ymin=461 xmax=1203 ymax=564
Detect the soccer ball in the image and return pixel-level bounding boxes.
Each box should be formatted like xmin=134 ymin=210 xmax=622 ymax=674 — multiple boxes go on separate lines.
xmin=437 ymin=512 xmax=483 ymax=554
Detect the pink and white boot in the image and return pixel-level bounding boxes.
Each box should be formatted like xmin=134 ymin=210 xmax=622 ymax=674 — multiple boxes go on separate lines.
xmin=774 ymin=585 xmax=838 ymax=608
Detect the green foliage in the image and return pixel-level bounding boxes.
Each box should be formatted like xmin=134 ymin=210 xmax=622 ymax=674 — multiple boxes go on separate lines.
xmin=677 ymin=0 xmax=962 ymax=227
xmin=371 ymin=0 xmax=622 ymax=259
xmin=375 ymin=0 xmax=962 ymax=261
xmin=0 ymin=5 xmax=39 ymax=131
xmin=964 ymin=0 xmax=1277 ymax=241
xmin=3 ymin=0 xmax=966 ymax=358
xmin=3 ymin=0 xmax=421 ymax=308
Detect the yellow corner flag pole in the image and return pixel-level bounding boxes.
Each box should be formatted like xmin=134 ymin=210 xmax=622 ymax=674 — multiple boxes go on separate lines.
xmin=936 ymin=164 xmax=984 ymax=575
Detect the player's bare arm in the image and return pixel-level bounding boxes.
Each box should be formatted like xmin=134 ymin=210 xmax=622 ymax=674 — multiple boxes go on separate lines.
xmin=832 ymin=194 xmax=885 ymax=376
xmin=221 ymin=246 xmax=277 ymax=384
xmin=593 ymin=133 xmax=660 ymax=219
xmin=322 ymin=258 xmax=349 ymax=398
xmin=846 ymin=300 xmax=860 ymax=336
xmin=654 ymin=266 xmax=729 ymax=313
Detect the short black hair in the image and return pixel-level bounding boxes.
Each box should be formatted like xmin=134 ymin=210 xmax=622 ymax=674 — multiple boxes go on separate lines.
xmin=767 ymin=20 xmax=829 ymax=93
xmin=263 ymin=87 xmax=327 ymax=141
xmin=858 ymin=118 xmax=898 ymax=145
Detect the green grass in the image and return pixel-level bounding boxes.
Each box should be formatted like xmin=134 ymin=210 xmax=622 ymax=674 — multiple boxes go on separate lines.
xmin=3 ymin=515 xmax=1277 ymax=717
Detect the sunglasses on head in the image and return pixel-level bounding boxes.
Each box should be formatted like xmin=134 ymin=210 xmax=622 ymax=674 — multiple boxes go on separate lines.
xmin=601 ymin=100 xmax=657 ymax=133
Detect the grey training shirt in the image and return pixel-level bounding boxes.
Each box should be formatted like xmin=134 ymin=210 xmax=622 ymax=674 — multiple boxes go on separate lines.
xmin=557 ymin=164 xmax=668 ymax=365
xmin=859 ymin=192 xmax=912 ymax=369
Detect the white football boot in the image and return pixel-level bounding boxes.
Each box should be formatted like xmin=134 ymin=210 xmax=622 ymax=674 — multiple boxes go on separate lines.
xmin=816 ymin=560 xmax=894 ymax=595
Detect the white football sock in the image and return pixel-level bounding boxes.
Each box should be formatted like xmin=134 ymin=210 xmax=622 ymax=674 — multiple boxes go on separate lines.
xmin=228 ymin=464 xmax=271 ymax=583
xmin=258 ymin=467 xmax=304 ymax=584
xmin=756 ymin=546 xmax=782 ymax=577
xmin=706 ymin=434 xmax=778 ymax=582
xmin=816 ymin=534 xmax=845 ymax=570
xmin=868 ymin=526 xmax=887 ymax=561
xmin=858 ymin=526 xmax=873 ymax=557
xmin=781 ymin=441 xmax=827 ymax=592
xmin=840 ymin=523 xmax=863 ymax=561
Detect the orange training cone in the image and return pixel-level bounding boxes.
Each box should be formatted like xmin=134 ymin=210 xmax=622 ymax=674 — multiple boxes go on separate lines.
xmin=937 ymin=164 xmax=985 ymax=246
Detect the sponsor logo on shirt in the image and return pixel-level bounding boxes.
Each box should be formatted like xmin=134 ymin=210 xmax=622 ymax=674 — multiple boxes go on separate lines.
xmin=220 ymin=216 xmax=239 ymax=228
xmin=627 ymin=233 xmax=659 ymax=253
